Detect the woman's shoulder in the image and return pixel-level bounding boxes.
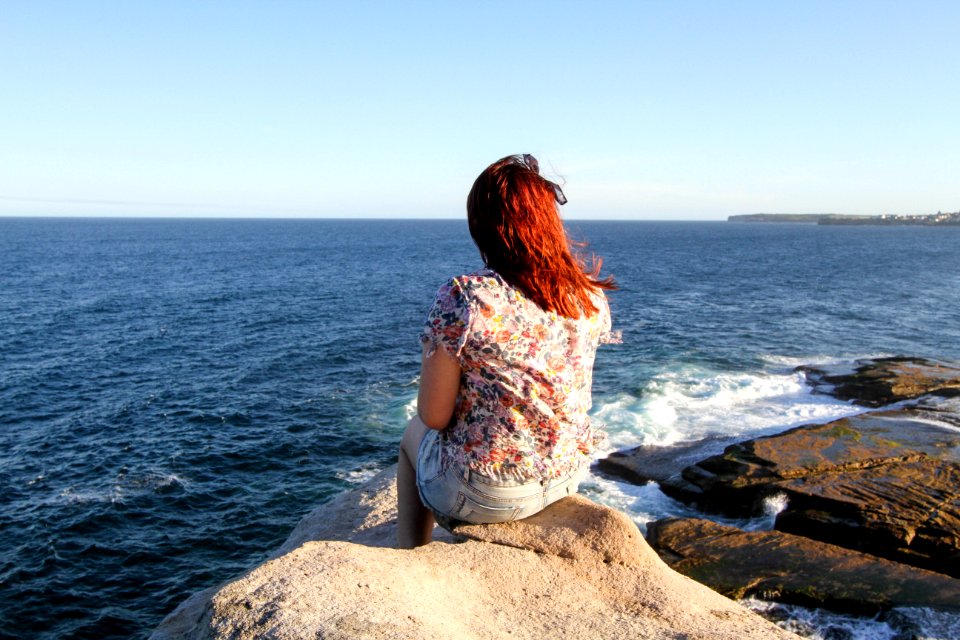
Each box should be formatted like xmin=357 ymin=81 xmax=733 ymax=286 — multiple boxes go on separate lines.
xmin=438 ymin=269 xmax=504 ymax=297
xmin=453 ymin=268 xmax=500 ymax=285
xmin=589 ymin=288 xmax=611 ymax=315
xmin=433 ymin=270 xmax=529 ymax=324
xmin=586 ymin=289 xmax=620 ymax=343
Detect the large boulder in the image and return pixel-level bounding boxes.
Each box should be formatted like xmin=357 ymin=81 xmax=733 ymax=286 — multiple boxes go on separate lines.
xmin=152 ymin=467 xmax=799 ymax=640
xmin=646 ymin=518 xmax=960 ymax=616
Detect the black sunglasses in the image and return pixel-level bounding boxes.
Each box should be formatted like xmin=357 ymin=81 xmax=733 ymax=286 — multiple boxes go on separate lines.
xmin=519 ymin=154 xmax=568 ymax=205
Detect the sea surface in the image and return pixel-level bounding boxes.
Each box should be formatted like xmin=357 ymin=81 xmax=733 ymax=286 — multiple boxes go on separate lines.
xmin=2 ymin=218 xmax=959 ymax=640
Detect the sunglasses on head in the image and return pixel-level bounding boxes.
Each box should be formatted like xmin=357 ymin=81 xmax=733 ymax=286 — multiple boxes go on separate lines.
xmin=518 ymin=154 xmax=568 ymax=206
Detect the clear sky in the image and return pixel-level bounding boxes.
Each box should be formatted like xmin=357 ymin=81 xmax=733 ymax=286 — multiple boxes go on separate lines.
xmin=1 ymin=1 xmax=957 ymax=220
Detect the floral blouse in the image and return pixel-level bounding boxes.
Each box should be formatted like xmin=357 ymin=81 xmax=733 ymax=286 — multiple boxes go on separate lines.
xmin=420 ymin=269 xmax=617 ymax=481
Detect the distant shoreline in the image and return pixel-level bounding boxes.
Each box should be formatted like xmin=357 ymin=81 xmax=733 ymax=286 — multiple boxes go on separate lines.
xmin=729 ymin=212 xmax=960 ymax=226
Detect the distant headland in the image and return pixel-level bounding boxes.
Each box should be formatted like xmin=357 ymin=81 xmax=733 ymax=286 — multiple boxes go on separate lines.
xmin=729 ymin=211 xmax=960 ymax=225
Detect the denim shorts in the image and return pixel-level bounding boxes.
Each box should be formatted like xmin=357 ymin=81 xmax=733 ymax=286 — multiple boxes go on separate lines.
xmin=416 ymin=428 xmax=589 ymax=531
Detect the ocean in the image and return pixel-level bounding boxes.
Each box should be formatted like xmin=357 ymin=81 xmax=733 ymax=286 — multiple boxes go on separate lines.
xmin=2 ymin=218 xmax=959 ymax=640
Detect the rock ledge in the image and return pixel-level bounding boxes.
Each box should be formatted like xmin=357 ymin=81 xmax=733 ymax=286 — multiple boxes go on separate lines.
xmin=152 ymin=467 xmax=798 ymax=640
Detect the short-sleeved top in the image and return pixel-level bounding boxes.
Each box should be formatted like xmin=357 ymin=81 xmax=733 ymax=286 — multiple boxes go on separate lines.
xmin=420 ymin=268 xmax=617 ymax=482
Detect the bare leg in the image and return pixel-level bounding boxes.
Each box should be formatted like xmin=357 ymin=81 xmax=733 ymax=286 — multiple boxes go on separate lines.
xmin=397 ymin=416 xmax=435 ymax=549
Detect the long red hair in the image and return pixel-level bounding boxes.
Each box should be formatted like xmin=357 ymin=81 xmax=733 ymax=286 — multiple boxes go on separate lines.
xmin=467 ymin=154 xmax=615 ymax=318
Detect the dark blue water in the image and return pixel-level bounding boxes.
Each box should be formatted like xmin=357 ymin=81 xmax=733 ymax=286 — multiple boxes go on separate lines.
xmin=2 ymin=218 xmax=958 ymax=639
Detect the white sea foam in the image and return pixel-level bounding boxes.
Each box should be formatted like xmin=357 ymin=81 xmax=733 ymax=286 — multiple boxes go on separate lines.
xmin=52 ymin=471 xmax=187 ymax=505
xmin=888 ymin=607 xmax=960 ymax=640
xmin=740 ymin=492 xmax=791 ymax=532
xmin=742 ymin=599 xmax=960 ymax=640
xmin=761 ymin=354 xmax=846 ymax=368
xmin=872 ymin=414 xmax=960 ymax=434
xmin=402 ymin=397 xmax=418 ymax=422
xmin=760 ymin=352 xmax=896 ymax=368
xmin=583 ymin=469 xmax=789 ymax=534
xmin=335 ymin=464 xmax=382 ymax=485
xmin=578 ymin=474 xmax=692 ymax=531
xmin=762 ymin=492 xmax=789 ymax=518
xmin=592 ymin=365 xmax=862 ymax=454
xmin=57 ymin=486 xmax=126 ymax=505
xmin=151 ymin=473 xmax=187 ymax=490
xmin=587 ymin=362 xmax=868 ymax=530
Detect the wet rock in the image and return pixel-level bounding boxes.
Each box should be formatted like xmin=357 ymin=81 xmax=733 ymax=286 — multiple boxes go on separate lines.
xmin=646 ymin=518 xmax=960 ymax=616
xmin=595 ymin=435 xmax=736 ymax=503
xmin=799 ymin=356 xmax=960 ymax=407
xmin=774 ymin=456 xmax=960 ymax=577
xmin=880 ymin=610 xmax=926 ymax=640
xmin=675 ymin=397 xmax=960 ymax=577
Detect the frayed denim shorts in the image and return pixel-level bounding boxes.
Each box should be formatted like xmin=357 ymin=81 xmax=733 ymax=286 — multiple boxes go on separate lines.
xmin=416 ymin=428 xmax=589 ymax=531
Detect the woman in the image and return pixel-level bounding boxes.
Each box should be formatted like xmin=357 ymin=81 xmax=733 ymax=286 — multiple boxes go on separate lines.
xmin=397 ymin=154 xmax=617 ymax=548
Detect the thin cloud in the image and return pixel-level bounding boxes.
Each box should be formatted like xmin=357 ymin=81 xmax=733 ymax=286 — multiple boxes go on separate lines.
xmin=0 ymin=196 xmax=227 ymax=209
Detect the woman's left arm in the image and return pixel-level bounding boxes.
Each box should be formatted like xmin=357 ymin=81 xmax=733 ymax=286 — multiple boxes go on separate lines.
xmin=417 ymin=346 xmax=461 ymax=430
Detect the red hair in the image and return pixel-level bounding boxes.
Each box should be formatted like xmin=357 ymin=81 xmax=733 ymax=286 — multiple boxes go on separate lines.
xmin=467 ymin=154 xmax=615 ymax=318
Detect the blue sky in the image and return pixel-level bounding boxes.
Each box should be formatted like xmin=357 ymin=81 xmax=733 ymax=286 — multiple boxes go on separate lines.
xmin=1 ymin=1 xmax=957 ymax=220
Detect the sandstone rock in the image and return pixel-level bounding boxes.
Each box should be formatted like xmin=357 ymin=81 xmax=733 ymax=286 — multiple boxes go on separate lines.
xmin=152 ymin=467 xmax=799 ymax=640
xmin=646 ymin=518 xmax=960 ymax=616
xmin=452 ymin=493 xmax=649 ymax=566
xmin=271 ymin=464 xmax=453 ymax=556
xmin=774 ymin=458 xmax=960 ymax=577
xmin=673 ymin=400 xmax=960 ymax=510
xmin=800 ymin=356 xmax=960 ymax=407
xmin=672 ymin=396 xmax=960 ymax=577
xmin=595 ymin=435 xmax=735 ymax=503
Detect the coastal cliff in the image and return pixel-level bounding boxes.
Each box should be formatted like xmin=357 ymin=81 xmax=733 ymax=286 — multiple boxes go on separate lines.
xmin=152 ymin=468 xmax=798 ymax=639
xmin=729 ymin=212 xmax=960 ymax=225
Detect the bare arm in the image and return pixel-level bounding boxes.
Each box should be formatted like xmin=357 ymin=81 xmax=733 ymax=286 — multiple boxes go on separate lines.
xmin=417 ymin=345 xmax=461 ymax=430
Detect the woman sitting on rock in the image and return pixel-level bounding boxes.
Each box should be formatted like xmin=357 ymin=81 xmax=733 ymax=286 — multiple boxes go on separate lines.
xmin=397 ymin=154 xmax=618 ymax=548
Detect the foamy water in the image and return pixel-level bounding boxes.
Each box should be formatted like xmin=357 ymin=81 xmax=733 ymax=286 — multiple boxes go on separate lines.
xmin=743 ymin=599 xmax=960 ymax=640
xmin=592 ymin=363 xmax=862 ymax=451
xmin=385 ymin=362 xmax=864 ymax=528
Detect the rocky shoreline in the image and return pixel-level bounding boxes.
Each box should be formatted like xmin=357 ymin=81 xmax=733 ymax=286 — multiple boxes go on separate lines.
xmin=152 ymin=357 xmax=960 ymax=639
xmin=600 ymin=357 xmax=960 ymax=620
xmin=151 ymin=470 xmax=798 ymax=639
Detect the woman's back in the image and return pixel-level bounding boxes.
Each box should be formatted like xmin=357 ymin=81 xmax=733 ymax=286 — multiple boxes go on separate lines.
xmin=422 ymin=268 xmax=614 ymax=481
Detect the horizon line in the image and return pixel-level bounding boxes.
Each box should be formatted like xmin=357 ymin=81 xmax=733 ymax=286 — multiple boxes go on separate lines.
xmin=0 ymin=214 xmax=737 ymax=223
